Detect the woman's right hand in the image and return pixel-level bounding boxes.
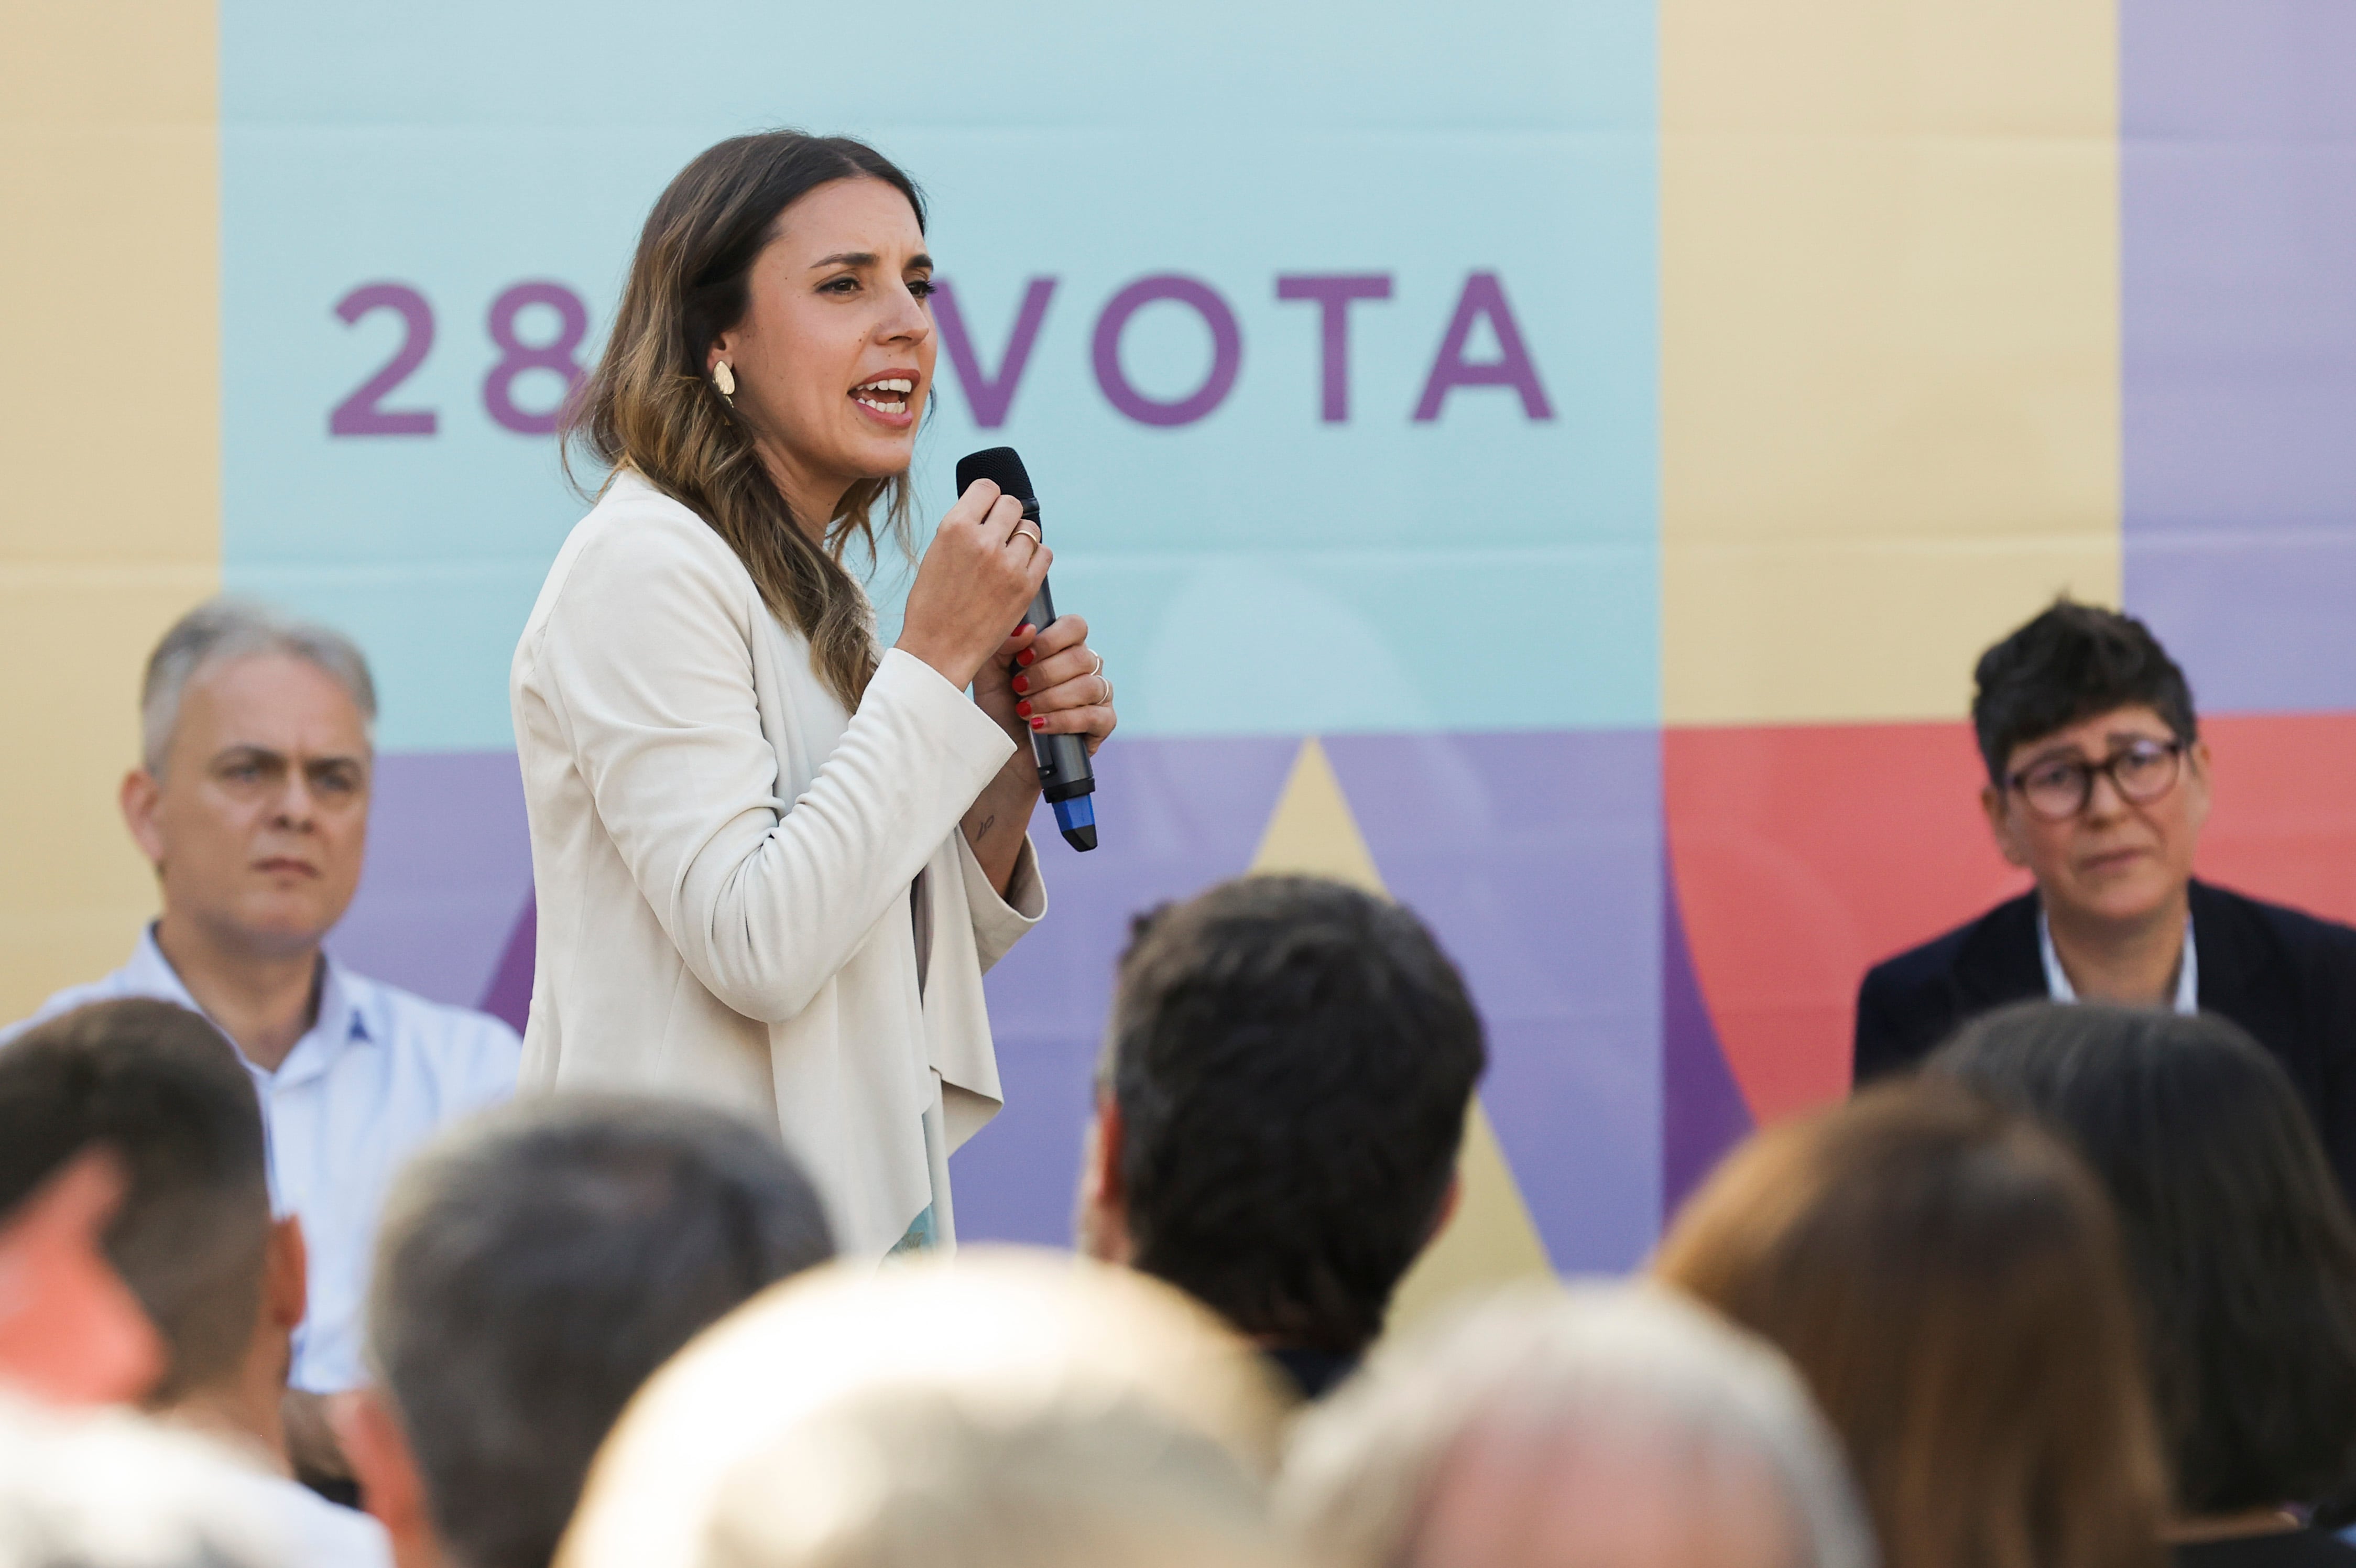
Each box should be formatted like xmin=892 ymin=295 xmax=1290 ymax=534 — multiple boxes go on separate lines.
xmin=893 ymin=479 xmax=1053 ymax=691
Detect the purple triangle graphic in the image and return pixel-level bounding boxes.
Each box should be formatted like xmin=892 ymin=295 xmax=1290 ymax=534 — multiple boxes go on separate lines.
xmin=330 ymin=752 xmax=532 ymax=1009
xmin=1662 ymin=851 xmax=1753 ymax=1216
xmin=479 ymin=896 xmax=537 ymax=1036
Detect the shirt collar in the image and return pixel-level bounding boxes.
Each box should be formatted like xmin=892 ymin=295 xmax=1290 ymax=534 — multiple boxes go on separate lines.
xmin=2038 ymin=906 xmax=2199 ymax=1016
xmin=128 ymin=925 xmax=373 ymax=1081
xmin=122 ymin=925 xmax=203 ymax=1012
xmin=312 ymin=955 xmax=373 ymax=1047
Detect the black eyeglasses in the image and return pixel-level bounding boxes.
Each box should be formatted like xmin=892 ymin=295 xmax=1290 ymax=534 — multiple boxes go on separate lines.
xmin=2006 ymin=738 xmax=2187 ymax=822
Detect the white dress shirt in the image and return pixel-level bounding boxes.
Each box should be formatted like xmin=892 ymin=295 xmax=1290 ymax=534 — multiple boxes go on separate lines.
xmin=0 ymin=1396 xmax=387 ymax=1568
xmin=226 ymin=1469 xmax=392 ymax=1568
xmin=4 ymin=929 xmax=521 ymax=1391
xmin=2038 ymin=907 xmax=2200 ymax=1015
xmin=176 ymin=1427 xmax=394 ymax=1568
xmin=510 ymin=471 xmax=1044 ymax=1260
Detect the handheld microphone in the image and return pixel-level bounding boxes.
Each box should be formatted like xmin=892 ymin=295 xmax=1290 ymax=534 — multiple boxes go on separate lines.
xmin=954 ymin=445 xmax=1098 ymax=852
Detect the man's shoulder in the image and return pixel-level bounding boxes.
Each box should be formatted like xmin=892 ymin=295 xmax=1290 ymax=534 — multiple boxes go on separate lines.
xmin=337 ymin=967 xmax=521 ymax=1096
xmin=270 ymin=1475 xmax=393 ymax=1568
xmin=204 ymin=1452 xmax=393 ymax=1568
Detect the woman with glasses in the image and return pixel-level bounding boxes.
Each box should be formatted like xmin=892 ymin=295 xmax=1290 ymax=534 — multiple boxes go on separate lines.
xmin=1850 ymin=599 xmax=2356 ymax=1203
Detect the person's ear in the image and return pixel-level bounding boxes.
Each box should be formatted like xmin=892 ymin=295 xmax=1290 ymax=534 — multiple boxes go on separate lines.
xmin=1073 ymin=1091 xmax=1132 ymax=1265
xmin=264 ymin=1216 xmax=308 ymax=1334
xmin=120 ymin=769 xmax=167 ymax=869
xmin=1981 ymin=782 xmax=2031 ymax=870
xmin=335 ymin=1388 xmax=438 ymax=1564
xmin=1421 ymin=1175 xmax=1463 ymax=1251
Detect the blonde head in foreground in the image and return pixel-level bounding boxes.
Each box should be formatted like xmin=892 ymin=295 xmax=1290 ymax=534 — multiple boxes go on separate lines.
xmin=557 ymin=1247 xmax=1294 ymax=1568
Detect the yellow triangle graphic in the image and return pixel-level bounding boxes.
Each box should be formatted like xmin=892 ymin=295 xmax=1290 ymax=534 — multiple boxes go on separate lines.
xmin=1250 ymin=736 xmax=1386 ymax=886
xmin=1249 ymin=738 xmax=1555 ymax=1335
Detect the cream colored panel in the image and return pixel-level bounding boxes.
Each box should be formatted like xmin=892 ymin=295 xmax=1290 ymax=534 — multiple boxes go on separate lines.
xmin=1250 ymin=737 xmax=1389 ymax=889
xmin=0 ymin=2 xmax=219 ymax=1017
xmin=1663 ymin=0 xmax=2120 ymax=725
xmin=1250 ymin=738 xmax=1555 ymax=1334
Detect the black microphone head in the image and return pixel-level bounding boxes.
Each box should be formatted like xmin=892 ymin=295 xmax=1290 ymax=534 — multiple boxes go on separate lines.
xmin=956 ymin=445 xmax=1033 ymax=503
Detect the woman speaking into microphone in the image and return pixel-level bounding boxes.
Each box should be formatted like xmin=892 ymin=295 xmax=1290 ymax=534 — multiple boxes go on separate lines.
xmin=512 ymin=132 xmax=1116 ymax=1257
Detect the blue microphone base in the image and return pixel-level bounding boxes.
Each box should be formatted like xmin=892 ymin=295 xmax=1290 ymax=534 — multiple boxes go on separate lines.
xmin=1052 ymin=793 xmax=1097 ymax=852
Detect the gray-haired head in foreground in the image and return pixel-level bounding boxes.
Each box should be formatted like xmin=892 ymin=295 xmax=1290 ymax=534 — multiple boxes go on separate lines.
xmin=1279 ymin=1281 xmax=1876 ymax=1568
xmin=369 ymin=1095 xmax=836 ymax=1568
xmin=141 ymin=597 xmax=377 ymax=774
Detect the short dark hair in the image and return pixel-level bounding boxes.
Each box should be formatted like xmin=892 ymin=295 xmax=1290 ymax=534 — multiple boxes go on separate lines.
xmin=369 ymin=1094 xmax=835 ymax=1568
xmin=1971 ymin=600 xmax=2197 ymax=783
xmin=1104 ymin=876 xmax=1487 ymax=1355
xmin=0 ymin=999 xmax=268 ymax=1406
xmin=1928 ymin=1003 xmax=2356 ymax=1513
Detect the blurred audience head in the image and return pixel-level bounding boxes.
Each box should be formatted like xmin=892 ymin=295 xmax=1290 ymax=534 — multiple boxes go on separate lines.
xmin=1970 ymin=600 xmax=2206 ymax=928
xmin=0 ymin=1397 xmax=292 ymax=1568
xmin=561 ymin=1248 xmax=1291 ymax=1568
xmin=122 ymin=597 xmax=379 ymax=959
xmin=0 ymin=1000 xmax=298 ymax=1435
xmin=1654 ymin=1081 xmax=2166 ymax=1568
xmin=1078 ymin=874 xmax=1485 ymax=1381
xmin=693 ymin=1385 xmax=1292 ymax=1568
xmin=344 ymin=1095 xmax=836 ymax=1568
xmin=1929 ymin=1001 xmax=2356 ymax=1519
xmin=0 ymin=1147 xmax=160 ymax=1408
xmin=1280 ymin=1281 xmax=1874 ymax=1568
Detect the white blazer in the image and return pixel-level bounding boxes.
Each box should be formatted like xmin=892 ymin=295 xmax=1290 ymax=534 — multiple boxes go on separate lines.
xmin=509 ymin=471 xmax=1045 ymax=1257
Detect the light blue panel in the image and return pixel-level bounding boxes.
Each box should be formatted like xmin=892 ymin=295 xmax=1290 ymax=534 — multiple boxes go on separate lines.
xmin=223 ymin=1 xmax=1659 ymax=751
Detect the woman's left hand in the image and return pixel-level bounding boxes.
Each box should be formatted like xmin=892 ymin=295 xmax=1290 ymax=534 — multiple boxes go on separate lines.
xmin=973 ymin=614 xmax=1117 ymax=760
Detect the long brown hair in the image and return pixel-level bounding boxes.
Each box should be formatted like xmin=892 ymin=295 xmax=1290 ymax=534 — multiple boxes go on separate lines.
xmin=1654 ymin=1082 xmax=2167 ymax=1568
xmin=565 ymin=131 xmax=923 ymax=711
xmin=1929 ymin=1003 xmax=2356 ymax=1515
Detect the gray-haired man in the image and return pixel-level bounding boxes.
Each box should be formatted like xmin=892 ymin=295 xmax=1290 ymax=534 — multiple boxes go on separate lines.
xmin=339 ymin=1095 xmax=835 ymax=1568
xmin=5 ymin=597 xmax=520 ymax=1483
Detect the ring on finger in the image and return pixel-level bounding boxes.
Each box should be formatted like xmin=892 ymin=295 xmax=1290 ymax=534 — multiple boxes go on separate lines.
xmin=1088 ymin=651 xmax=1105 ymax=677
xmin=1010 ymin=524 xmax=1043 ymax=550
xmin=1100 ymin=675 xmax=1114 ymax=704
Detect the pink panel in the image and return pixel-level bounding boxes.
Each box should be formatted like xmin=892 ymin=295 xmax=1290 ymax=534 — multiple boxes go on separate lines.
xmin=1665 ymin=723 xmax=2027 ymax=1123
xmin=2195 ymin=712 xmax=2356 ymax=923
xmin=1668 ymin=712 xmax=2356 ymax=1129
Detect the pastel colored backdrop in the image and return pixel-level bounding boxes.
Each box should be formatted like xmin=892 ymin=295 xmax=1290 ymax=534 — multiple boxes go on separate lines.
xmin=6 ymin=1 xmax=2352 ymax=1312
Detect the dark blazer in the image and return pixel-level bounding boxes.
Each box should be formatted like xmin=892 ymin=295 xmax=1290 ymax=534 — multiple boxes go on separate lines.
xmin=1855 ymin=879 xmax=2356 ymax=1199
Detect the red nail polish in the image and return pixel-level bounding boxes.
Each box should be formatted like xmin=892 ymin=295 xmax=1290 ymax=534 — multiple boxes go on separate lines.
xmin=1029 ymin=717 xmax=1045 ymax=730
xmin=1011 ymin=676 xmax=1029 ymax=694
xmin=1017 ymin=649 xmax=1035 ymax=667
xmin=1016 ymin=700 xmax=1033 ymax=717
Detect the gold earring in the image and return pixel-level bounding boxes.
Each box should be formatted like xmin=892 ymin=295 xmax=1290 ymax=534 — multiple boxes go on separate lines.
xmin=712 ymin=361 xmax=736 ymax=406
